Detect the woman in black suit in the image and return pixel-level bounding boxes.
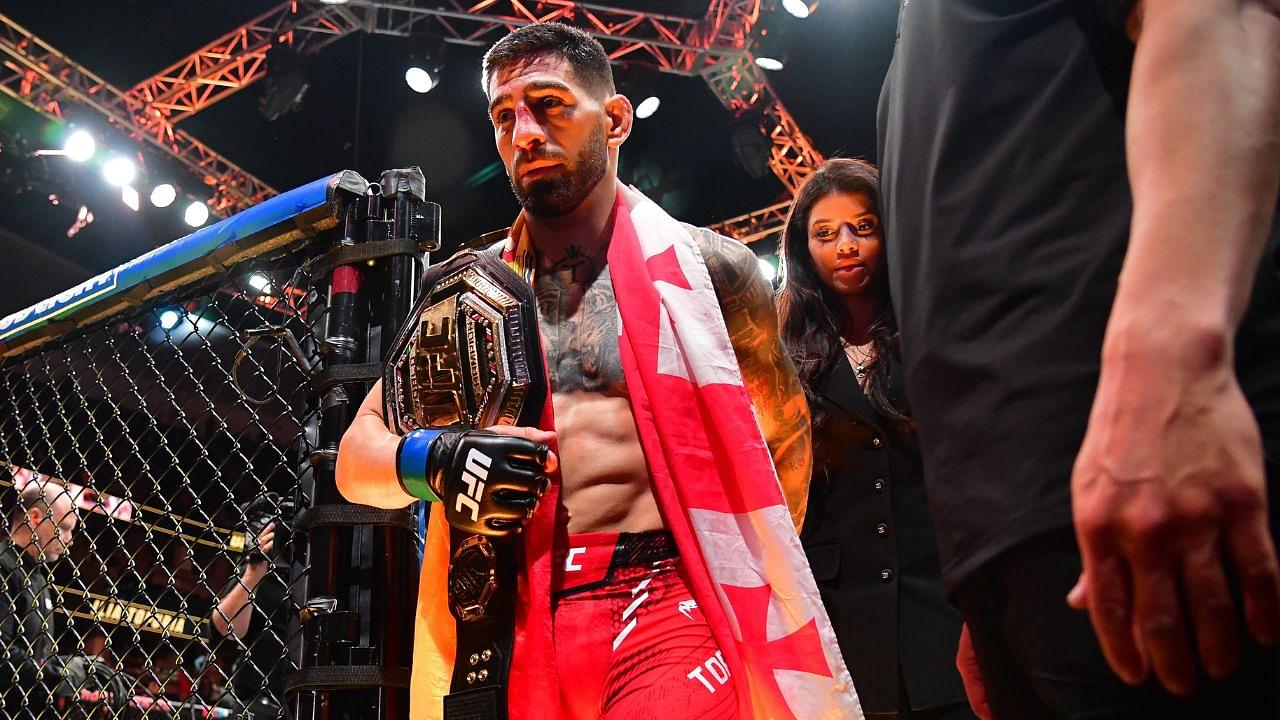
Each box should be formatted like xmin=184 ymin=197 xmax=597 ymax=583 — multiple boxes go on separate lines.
xmin=778 ymin=158 xmax=974 ymax=720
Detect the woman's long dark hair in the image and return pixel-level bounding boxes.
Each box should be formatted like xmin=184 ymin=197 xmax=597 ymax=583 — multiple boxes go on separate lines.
xmin=776 ymin=158 xmax=910 ymax=432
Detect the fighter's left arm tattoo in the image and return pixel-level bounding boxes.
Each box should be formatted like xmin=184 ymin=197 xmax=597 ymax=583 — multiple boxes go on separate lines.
xmin=692 ymin=226 xmax=812 ymax=532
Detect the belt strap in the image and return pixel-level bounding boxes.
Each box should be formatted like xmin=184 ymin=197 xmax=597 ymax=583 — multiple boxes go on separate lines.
xmin=310 ymin=362 xmax=382 ymax=392
xmin=294 ymin=505 xmax=416 ymax=533
xmin=284 ymin=665 xmax=410 ymax=693
xmin=442 ymin=529 xmax=518 ymax=720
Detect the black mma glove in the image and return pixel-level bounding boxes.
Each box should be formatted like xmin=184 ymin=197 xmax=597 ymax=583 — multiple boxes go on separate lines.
xmin=397 ymin=427 xmax=550 ymax=537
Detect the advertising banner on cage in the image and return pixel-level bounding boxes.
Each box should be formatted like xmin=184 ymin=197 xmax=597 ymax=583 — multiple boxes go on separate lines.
xmin=0 ymin=172 xmax=360 ymax=355
xmin=7 ymin=463 xmax=135 ymax=522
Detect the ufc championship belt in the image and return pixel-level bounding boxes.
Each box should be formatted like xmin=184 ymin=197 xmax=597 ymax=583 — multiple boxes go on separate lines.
xmin=384 ymin=248 xmax=546 ymax=720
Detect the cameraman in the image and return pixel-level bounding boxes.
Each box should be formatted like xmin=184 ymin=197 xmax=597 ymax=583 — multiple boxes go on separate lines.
xmin=1 ymin=479 xmax=78 ymax=712
xmin=210 ymin=500 xmax=289 ymax=719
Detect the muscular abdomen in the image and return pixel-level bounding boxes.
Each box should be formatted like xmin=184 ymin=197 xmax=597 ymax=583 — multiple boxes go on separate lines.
xmin=552 ymin=391 xmax=663 ymax=534
xmin=536 ymin=254 xmax=663 ymax=535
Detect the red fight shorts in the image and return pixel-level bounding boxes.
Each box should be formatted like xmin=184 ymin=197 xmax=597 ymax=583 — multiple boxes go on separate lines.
xmin=552 ymin=530 xmax=739 ymax=720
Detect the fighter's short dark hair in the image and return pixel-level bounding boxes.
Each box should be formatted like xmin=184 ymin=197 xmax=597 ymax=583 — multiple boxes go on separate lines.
xmin=482 ymin=23 xmax=615 ymax=98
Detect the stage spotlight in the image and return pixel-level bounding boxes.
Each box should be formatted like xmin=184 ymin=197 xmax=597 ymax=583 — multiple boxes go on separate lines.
xmin=758 ymin=256 xmax=778 ymax=282
xmin=159 ymin=309 xmax=181 ymax=330
xmin=184 ymin=201 xmax=210 ymax=227
xmin=405 ymin=66 xmax=437 ymax=94
xmin=259 ymin=46 xmax=311 ymax=122
xmin=782 ymin=0 xmax=813 ymax=19
xmin=121 ymin=185 xmax=140 ymax=212
xmin=150 ymin=183 xmax=176 ymax=208
xmin=102 ymin=157 xmax=136 ymax=187
xmin=755 ymin=56 xmax=785 ymax=71
xmin=248 ymin=272 xmax=272 ymax=292
xmin=406 ymin=35 xmax=447 ymax=95
xmin=753 ymin=11 xmax=790 ymax=71
xmin=635 ymin=96 xmax=661 ymax=119
xmin=63 ymin=130 xmax=96 ymax=162
xmin=617 ymin=63 xmax=662 ymax=121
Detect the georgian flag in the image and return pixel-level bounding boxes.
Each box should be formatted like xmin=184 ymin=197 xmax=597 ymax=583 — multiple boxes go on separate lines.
xmin=608 ymin=185 xmax=862 ymax=719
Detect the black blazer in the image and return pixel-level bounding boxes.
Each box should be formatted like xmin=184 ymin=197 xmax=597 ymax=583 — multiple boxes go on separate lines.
xmin=801 ymin=356 xmax=967 ymax=715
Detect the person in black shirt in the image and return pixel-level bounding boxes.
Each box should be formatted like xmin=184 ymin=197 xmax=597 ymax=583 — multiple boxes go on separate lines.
xmin=778 ymin=158 xmax=973 ymax=720
xmin=878 ymin=0 xmax=1280 ymax=717
xmin=211 ymin=517 xmax=289 ymax=718
xmin=1 ymin=480 xmax=79 ymax=713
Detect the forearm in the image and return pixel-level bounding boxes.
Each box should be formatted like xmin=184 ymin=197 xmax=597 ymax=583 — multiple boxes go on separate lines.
xmin=335 ymin=379 xmax=416 ymax=509
xmin=1109 ymin=0 xmax=1280 ymax=361
xmin=210 ymin=573 xmax=261 ymax=641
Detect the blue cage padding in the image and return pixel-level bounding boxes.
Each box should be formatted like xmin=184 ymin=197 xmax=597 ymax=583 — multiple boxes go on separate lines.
xmin=0 ymin=171 xmax=368 ymax=358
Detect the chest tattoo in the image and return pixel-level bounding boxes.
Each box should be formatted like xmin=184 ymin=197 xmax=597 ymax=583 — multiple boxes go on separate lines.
xmin=535 ymin=246 xmax=626 ymax=395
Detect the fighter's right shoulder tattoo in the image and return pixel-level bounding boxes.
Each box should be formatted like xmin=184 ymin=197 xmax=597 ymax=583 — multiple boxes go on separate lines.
xmin=691 ymin=226 xmax=813 ymax=529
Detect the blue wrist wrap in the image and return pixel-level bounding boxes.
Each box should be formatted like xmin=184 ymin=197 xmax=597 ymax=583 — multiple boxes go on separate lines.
xmin=396 ymin=429 xmax=445 ymax=503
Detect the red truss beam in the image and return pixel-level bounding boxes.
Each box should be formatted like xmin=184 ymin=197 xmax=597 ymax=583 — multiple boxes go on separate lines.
xmin=120 ymin=0 xmax=747 ymax=135
xmin=0 ymin=10 xmax=277 ymax=215
xmin=694 ymin=0 xmax=821 ymax=243
xmin=120 ymin=2 xmax=365 ymax=129
xmin=708 ymin=199 xmax=789 ymax=245
xmin=701 ymin=49 xmax=823 ymax=193
xmin=121 ymin=0 xmax=813 ymax=232
xmin=2 ymin=0 xmax=817 ymax=236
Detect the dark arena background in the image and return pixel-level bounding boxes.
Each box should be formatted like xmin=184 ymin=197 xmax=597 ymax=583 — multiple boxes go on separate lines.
xmin=0 ymin=2 xmax=899 ymax=718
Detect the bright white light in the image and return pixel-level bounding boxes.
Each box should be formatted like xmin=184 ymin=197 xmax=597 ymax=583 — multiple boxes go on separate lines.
xmin=159 ymin=310 xmax=181 ymax=330
xmin=758 ymin=256 xmax=777 ymax=282
xmin=184 ymin=201 xmax=210 ymax=227
xmin=405 ymin=67 xmax=435 ymax=94
xmin=150 ymin=183 xmax=176 ymax=208
xmin=635 ymin=96 xmax=661 ymax=119
xmin=121 ymin=185 xmax=140 ymax=212
xmin=755 ymin=56 xmax=785 ymax=72
xmin=102 ymin=157 xmax=136 ymax=187
xmin=782 ymin=0 xmax=811 ymax=18
xmin=63 ymin=131 xmax=96 ymax=162
xmin=318 ymin=0 xmax=349 ymax=4
xmin=248 ymin=272 xmax=272 ymax=292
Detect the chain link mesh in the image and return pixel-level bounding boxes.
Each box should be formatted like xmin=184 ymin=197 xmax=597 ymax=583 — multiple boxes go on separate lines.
xmin=0 ymin=252 xmax=326 ymax=719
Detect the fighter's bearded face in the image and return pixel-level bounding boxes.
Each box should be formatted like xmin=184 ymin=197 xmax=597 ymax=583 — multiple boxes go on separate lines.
xmin=487 ymin=55 xmax=611 ymax=218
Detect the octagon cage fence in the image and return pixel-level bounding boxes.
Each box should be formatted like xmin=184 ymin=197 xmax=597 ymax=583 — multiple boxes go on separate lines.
xmin=0 ymin=168 xmax=440 ymax=720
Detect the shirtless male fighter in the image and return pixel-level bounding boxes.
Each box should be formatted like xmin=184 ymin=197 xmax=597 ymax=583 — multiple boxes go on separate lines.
xmin=336 ymin=23 xmax=818 ymax=720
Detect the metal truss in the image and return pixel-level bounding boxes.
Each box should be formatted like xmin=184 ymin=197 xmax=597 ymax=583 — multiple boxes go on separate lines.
xmin=120 ymin=0 xmax=746 ymax=137
xmin=0 ymin=10 xmax=277 ymax=215
xmin=2 ymin=0 xmax=817 ymax=235
xmin=116 ymin=0 xmax=815 ymax=222
xmin=708 ymin=199 xmax=789 ymax=245
xmin=120 ymin=3 xmax=367 ymax=129
xmin=700 ymin=2 xmax=823 ymax=195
